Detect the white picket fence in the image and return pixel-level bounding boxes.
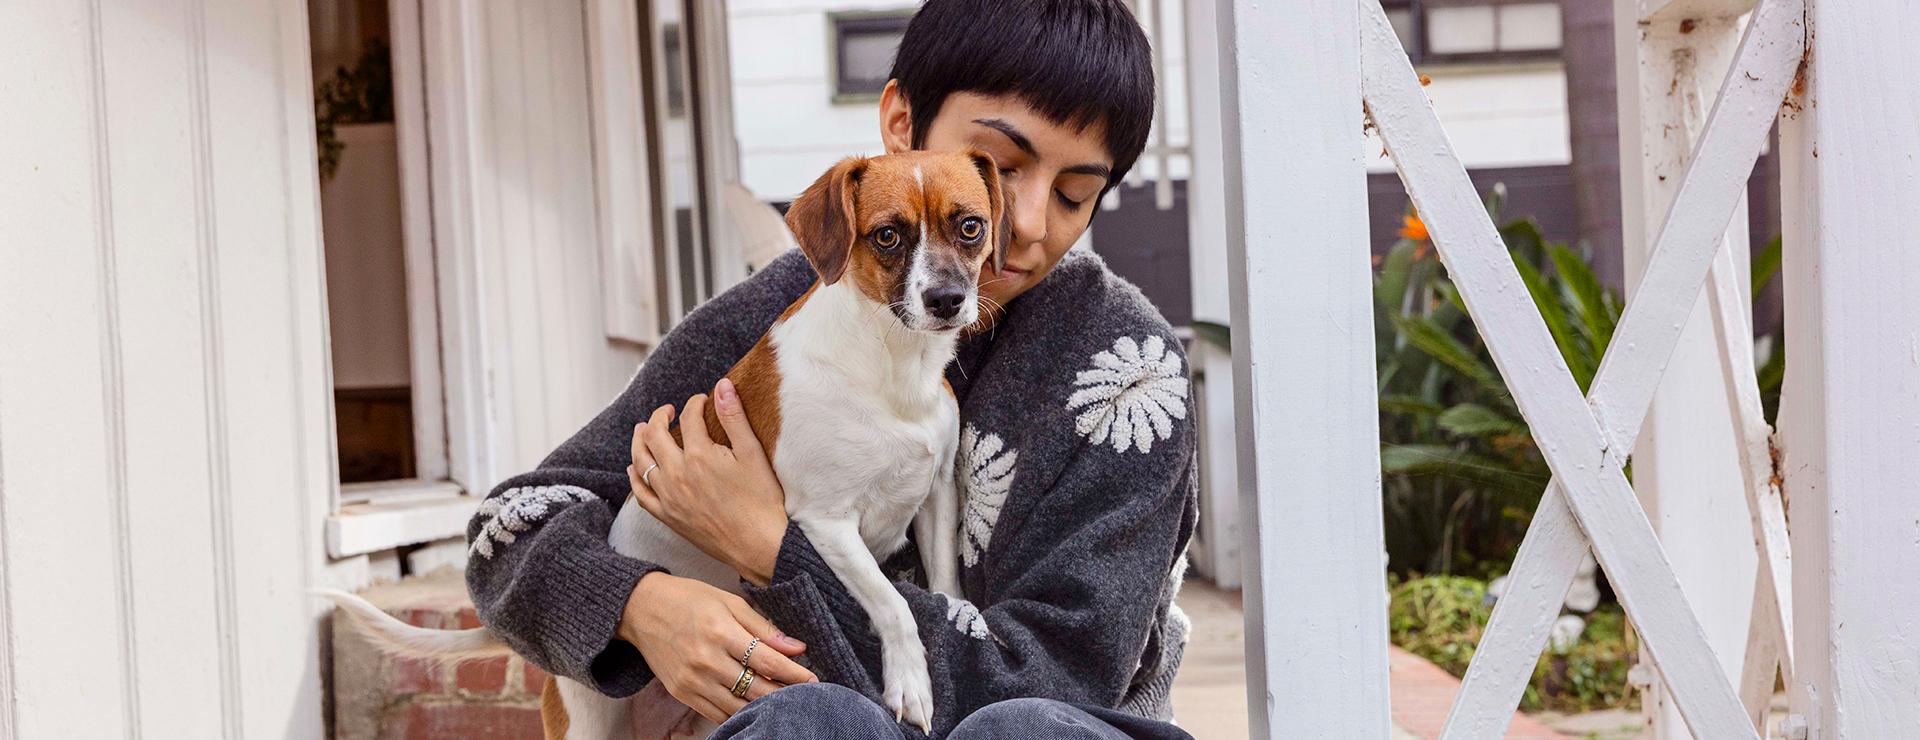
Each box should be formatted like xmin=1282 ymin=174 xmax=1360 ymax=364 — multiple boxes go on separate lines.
xmin=1217 ymin=0 xmax=1920 ymax=738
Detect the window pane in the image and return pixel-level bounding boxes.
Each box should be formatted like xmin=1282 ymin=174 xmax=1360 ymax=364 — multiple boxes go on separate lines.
xmin=1498 ymin=3 xmax=1562 ymax=52
xmin=841 ymin=30 xmax=902 ymax=92
xmin=1386 ymin=8 xmax=1415 ymax=54
xmin=1427 ymin=5 xmax=1496 ymax=55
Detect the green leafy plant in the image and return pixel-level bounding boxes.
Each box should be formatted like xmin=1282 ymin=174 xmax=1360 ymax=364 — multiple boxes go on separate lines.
xmin=1390 ymin=575 xmax=1640 ymax=713
xmin=314 ymin=37 xmax=395 ymax=182
xmin=1376 ymin=190 xmax=1622 ymax=576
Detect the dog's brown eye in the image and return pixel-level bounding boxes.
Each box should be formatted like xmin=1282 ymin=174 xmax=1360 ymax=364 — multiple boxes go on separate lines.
xmin=873 ymin=226 xmax=901 ymax=250
xmin=959 ymin=217 xmax=984 ymax=242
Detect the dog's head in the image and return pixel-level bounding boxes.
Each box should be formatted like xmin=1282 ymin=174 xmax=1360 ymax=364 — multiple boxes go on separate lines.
xmin=785 ymin=149 xmax=1010 ymax=332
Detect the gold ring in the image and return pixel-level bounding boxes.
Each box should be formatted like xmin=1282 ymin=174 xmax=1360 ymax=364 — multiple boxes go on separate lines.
xmin=730 ymin=666 xmax=756 ymax=698
xmin=740 ymin=637 xmax=762 ymax=667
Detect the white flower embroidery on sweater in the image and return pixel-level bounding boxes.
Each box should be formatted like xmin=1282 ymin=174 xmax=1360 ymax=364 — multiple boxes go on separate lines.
xmin=946 ymin=596 xmax=994 ymax=640
xmin=470 ymin=485 xmax=600 ymax=559
xmin=959 ymin=424 xmax=1017 ymax=569
xmin=1068 ymin=335 xmax=1189 ymax=454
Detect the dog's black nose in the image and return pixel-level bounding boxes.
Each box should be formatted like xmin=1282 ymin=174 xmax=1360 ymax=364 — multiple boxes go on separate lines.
xmin=922 ymin=286 xmax=968 ymax=320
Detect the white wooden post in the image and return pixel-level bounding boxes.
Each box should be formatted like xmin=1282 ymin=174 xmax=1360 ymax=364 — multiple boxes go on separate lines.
xmin=1216 ymin=0 xmax=1392 ymax=735
xmin=1778 ymin=0 xmax=1920 ymax=735
xmin=1182 ymin=0 xmax=1241 ymax=589
xmin=1613 ymin=2 xmax=1763 ymax=734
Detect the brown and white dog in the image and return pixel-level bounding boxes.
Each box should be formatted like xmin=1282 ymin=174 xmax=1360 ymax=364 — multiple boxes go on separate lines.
xmin=323 ymin=149 xmax=1009 ymax=738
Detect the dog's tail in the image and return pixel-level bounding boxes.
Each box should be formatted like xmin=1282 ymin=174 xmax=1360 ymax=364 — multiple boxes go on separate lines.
xmin=316 ymin=588 xmax=513 ymax=663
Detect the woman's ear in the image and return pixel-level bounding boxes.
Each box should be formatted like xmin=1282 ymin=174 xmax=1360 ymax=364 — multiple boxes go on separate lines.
xmin=878 ymin=80 xmax=913 ymax=154
xmin=966 ymin=149 xmax=1012 ymax=275
xmin=784 ymin=157 xmax=866 ymax=285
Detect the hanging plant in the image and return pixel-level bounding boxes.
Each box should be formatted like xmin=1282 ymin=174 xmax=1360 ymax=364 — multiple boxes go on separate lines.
xmin=314 ymin=37 xmax=395 ymax=182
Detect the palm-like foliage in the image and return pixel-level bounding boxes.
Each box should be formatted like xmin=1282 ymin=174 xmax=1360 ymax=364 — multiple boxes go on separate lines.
xmin=1377 ymin=191 xmax=1624 ymax=576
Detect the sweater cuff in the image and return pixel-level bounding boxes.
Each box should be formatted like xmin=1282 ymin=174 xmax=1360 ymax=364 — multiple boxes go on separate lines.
xmin=743 ymin=569 xmax=880 ymax=695
xmin=548 ymin=542 xmax=664 ymax=698
xmin=769 ymin=520 xmax=842 ymax=589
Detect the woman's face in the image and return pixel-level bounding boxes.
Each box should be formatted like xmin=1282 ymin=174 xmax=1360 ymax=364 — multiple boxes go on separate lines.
xmin=878 ymin=84 xmax=1114 ymax=311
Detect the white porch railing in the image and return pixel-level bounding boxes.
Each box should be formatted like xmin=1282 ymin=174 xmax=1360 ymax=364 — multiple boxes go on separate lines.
xmin=1218 ymin=0 xmax=1920 ymax=737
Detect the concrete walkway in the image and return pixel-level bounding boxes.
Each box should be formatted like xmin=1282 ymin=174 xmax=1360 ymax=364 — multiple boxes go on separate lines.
xmin=1169 ymin=580 xmax=1566 ymax=739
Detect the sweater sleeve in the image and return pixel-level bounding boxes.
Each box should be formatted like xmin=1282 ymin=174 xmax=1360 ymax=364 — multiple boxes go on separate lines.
xmin=743 ymin=403 xmax=1196 ymax=736
xmin=464 ymin=251 xmax=814 ymax=697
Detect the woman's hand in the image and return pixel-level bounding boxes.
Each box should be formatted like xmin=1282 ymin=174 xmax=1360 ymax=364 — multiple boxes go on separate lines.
xmin=619 ymin=571 xmax=816 ymax=723
xmin=629 ymin=377 xmax=789 ymax=585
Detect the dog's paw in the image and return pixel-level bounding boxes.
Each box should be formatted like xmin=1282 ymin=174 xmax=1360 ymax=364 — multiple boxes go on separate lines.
xmin=882 ymin=643 xmax=935 ymax=733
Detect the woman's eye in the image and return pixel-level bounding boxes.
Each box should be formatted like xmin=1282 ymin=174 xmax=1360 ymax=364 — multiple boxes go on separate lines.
xmin=1056 ymin=190 xmax=1087 ymax=210
xmin=873 ymin=227 xmax=900 ymax=250
xmin=959 ymin=217 xmax=984 ymax=241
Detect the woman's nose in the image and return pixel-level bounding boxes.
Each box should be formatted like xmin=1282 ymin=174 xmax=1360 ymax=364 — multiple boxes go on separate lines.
xmin=1010 ymin=180 xmax=1049 ymax=249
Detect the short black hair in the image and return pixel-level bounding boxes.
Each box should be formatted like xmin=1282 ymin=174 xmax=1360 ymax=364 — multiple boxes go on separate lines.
xmin=888 ymin=0 xmax=1155 ymax=191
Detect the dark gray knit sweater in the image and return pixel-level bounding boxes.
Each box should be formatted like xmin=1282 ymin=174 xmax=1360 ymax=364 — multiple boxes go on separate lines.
xmin=465 ymin=248 xmax=1197 ymax=738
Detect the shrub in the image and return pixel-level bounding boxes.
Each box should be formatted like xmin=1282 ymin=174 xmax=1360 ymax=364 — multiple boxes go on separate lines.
xmin=1389 ymin=574 xmax=1640 ymax=713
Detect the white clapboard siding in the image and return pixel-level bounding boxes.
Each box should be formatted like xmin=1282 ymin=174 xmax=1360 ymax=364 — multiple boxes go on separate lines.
xmin=0 ymin=0 xmax=331 ymax=737
xmin=1778 ymin=0 xmax=1920 ymax=736
xmin=1218 ymin=0 xmax=1393 ymax=736
xmin=1360 ymin=0 xmax=1802 ymax=735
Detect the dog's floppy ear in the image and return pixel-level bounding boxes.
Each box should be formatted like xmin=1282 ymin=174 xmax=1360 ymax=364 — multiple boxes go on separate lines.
xmin=785 ymin=156 xmax=866 ymax=285
xmin=966 ymin=149 xmax=1012 ymax=275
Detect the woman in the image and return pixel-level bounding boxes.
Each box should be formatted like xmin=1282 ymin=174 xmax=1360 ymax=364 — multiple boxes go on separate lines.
xmin=466 ymin=2 xmax=1195 ymax=737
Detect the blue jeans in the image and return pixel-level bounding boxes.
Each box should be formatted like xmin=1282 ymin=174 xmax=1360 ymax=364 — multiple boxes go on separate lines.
xmin=710 ymin=682 xmax=1194 ymax=739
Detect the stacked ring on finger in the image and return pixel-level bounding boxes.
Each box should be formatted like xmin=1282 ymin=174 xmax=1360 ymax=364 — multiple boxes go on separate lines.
xmin=730 ymin=666 xmax=757 ymax=698
xmin=739 ymin=637 xmax=762 ymax=667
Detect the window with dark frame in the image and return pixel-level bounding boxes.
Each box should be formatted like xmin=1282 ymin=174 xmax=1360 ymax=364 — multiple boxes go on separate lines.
xmin=830 ymin=11 xmax=912 ymax=102
xmin=1382 ymin=0 xmax=1563 ymax=65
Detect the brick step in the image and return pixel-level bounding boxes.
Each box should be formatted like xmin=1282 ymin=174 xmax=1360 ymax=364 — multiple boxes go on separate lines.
xmin=330 ymin=568 xmax=546 ymax=740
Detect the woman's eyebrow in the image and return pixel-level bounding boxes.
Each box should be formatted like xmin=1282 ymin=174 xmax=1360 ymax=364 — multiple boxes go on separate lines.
xmin=973 ymin=118 xmax=1113 ymax=181
xmin=1062 ymin=163 xmax=1113 ymax=181
xmin=972 ymin=118 xmax=1037 ymax=156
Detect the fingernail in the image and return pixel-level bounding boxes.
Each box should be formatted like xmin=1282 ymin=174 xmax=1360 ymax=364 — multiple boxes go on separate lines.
xmin=773 ymin=634 xmax=804 ymax=650
xmin=717 ymin=379 xmax=738 ymax=408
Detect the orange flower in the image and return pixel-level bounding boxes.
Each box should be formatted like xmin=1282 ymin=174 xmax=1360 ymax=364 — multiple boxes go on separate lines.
xmin=1399 ymin=213 xmax=1429 ymax=242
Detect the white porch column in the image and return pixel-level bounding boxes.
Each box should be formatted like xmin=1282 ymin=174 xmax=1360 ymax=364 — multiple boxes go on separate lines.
xmin=1182 ymin=0 xmax=1240 ymax=589
xmin=1778 ymin=0 xmax=1920 ymax=736
xmin=1614 ymin=1 xmax=1761 ymax=735
xmin=1216 ymin=0 xmax=1391 ymax=736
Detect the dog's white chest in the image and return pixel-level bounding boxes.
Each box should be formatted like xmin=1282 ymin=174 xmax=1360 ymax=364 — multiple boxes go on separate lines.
xmin=772 ymin=381 xmax=956 ymax=558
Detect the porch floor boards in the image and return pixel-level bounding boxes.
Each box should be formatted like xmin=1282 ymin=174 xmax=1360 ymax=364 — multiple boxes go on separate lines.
xmin=1170 ymin=580 xmax=1567 ymax=739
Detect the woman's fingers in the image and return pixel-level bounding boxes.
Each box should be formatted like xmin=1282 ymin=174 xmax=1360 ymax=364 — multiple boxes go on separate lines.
xmin=681 ymin=393 xmax=712 ymax=449
xmin=725 ymin=600 xmax=818 ymax=685
xmin=713 ymin=379 xmax=764 ymax=460
xmin=641 ymin=404 xmax=683 ymax=472
xmin=742 ymin=673 xmax=789 ymax=701
xmin=629 ymin=423 xmax=660 ymax=507
xmin=683 ymin=693 xmax=729 ymax=725
xmin=748 ymin=643 xmax=817 ymax=686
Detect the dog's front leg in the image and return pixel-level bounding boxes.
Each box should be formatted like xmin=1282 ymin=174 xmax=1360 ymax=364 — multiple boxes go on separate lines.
xmin=915 ymin=440 xmax=962 ymax=598
xmin=797 ymin=518 xmax=934 ymax=732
